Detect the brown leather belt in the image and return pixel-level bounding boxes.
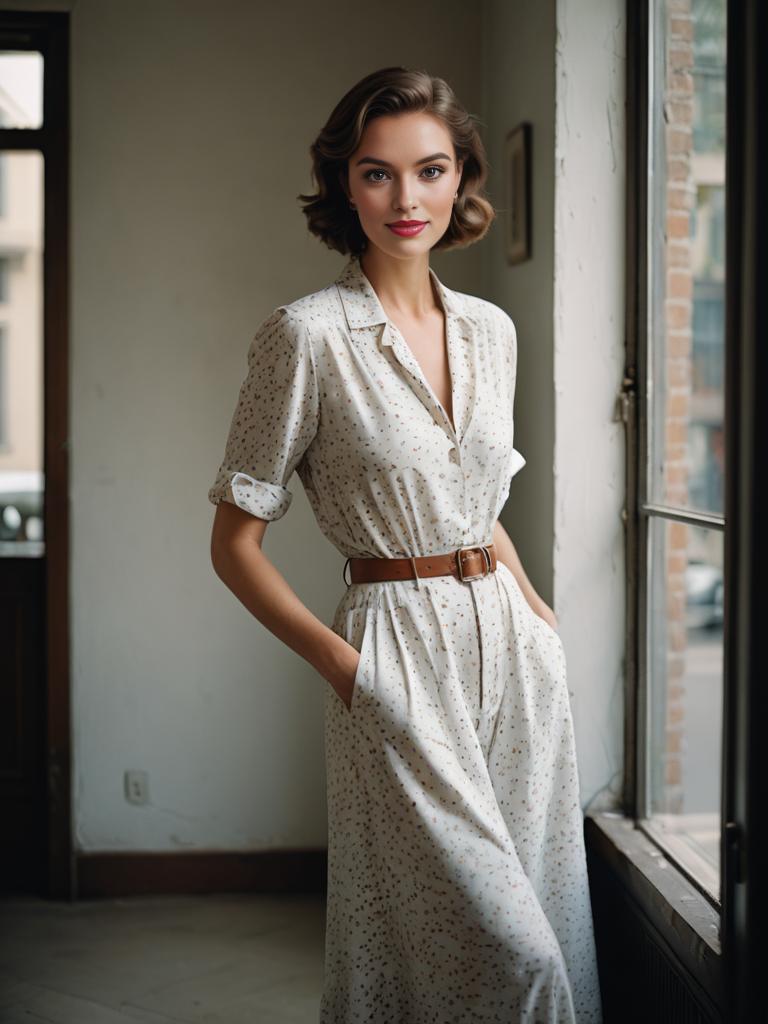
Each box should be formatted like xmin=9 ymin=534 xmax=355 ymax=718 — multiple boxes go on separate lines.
xmin=343 ymin=543 xmax=497 ymax=585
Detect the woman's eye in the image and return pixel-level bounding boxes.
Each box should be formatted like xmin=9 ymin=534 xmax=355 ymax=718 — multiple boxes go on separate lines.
xmin=363 ymin=166 xmax=446 ymax=183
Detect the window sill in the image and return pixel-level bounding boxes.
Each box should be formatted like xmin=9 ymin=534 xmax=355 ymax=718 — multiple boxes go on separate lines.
xmin=584 ymin=811 xmax=724 ymax=1015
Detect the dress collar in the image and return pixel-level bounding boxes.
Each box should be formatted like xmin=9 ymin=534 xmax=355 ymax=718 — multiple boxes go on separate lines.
xmin=334 ymin=253 xmax=467 ymax=331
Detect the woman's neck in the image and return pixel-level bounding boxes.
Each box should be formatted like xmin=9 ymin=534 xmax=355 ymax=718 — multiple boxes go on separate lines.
xmin=359 ymin=249 xmax=440 ymax=320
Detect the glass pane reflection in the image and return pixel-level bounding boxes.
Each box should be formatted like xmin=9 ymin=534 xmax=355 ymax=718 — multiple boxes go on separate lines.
xmin=0 ymin=151 xmax=44 ymax=556
xmin=648 ymin=0 xmax=726 ymax=517
xmin=648 ymin=516 xmax=723 ymax=897
xmin=0 ymin=51 xmax=43 ymax=129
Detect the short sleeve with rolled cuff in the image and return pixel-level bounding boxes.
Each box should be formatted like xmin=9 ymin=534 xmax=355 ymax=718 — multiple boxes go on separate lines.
xmin=207 ymin=307 xmax=320 ymax=522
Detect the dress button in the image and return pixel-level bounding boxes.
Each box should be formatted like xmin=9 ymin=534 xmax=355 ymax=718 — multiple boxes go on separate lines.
xmin=448 ymin=447 xmax=459 ymax=463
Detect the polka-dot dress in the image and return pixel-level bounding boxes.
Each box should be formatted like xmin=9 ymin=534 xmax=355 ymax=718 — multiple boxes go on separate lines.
xmin=208 ymin=254 xmax=604 ymax=1023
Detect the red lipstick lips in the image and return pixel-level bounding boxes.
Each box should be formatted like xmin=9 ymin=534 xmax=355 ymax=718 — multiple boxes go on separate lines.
xmin=387 ymin=220 xmax=428 ymax=237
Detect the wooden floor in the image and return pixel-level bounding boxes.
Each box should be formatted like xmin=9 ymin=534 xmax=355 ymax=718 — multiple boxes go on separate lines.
xmin=0 ymin=893 xmax=326 ymax=1023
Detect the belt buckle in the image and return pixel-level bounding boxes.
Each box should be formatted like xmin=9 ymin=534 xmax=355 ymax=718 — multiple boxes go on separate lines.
xmin=456 ymin=544 xmax=492 ymax=582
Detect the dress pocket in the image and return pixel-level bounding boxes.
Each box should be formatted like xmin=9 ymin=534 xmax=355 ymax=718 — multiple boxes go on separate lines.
xmin=541 ymin=616 xmax=560 ymax=639
xmin=346 ymin=609 xmax=375 ymax=716
xmin=539 ymin=613 xmax=566 ymax=660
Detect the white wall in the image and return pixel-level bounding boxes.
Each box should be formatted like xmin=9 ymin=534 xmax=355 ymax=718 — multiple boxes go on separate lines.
xmin=482 ymin=0 xmax=557 ymax=602
xmin=484 ymin=0 xmax=625 ymax=811
xmin=65 ymin=0 xmax=485 ymax=852
xmin=552 ymin=0 xmax=626 ymax=810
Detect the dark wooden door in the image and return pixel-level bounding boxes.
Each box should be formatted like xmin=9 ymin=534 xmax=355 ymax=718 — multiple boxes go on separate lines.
xmin=0 ymin=11 xmax=71 ymax=899
xmin=1 ymin=559 xmax=47 ymax=893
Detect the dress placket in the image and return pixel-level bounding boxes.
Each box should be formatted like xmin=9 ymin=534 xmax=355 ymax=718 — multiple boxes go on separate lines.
xmin=381 ymin=312 xmax=491 ymax=718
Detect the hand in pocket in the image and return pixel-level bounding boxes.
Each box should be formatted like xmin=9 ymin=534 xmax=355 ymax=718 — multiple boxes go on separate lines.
xmin=329 ymin=641 xmax=360 ymax=712
xmin=343 ymin=649 xmax=361 ymax=712
xmin=335 ymin=609 xmax=373 ymax=714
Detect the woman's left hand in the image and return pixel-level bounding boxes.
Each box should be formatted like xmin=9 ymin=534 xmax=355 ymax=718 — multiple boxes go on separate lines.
xmin=533 ymin=599 xmax=559 ymax=633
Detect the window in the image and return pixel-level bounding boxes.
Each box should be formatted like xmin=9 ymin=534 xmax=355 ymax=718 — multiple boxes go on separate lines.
xmin=583 ymin=0 xmax=765 ymax=1014
xmin=629 ymin=0 xmax=728 ymax=908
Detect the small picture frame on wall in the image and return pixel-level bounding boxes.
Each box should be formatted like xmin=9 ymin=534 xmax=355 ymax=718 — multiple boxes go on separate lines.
xmin=504 ymin=122 xmax=532 ymax=265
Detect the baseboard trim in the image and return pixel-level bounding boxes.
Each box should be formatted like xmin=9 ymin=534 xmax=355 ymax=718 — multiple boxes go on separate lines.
xmin=75 ymin=848 xmax=328 ymax=899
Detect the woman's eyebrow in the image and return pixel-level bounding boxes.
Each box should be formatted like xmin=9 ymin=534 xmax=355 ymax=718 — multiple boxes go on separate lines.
xmin=355 ymin=152 xmax=452 ymax=167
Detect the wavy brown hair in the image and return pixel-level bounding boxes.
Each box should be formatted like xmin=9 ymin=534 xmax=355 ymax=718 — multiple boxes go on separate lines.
xmin=297 ymin=67 xmax=496 ymax=256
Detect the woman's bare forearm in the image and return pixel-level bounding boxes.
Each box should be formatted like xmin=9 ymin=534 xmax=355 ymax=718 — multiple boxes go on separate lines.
xmin=211 ymin=511 xmax=553 ymax=704
xmin=211 ymin=521 xmax=357 ymax=697
xmin=492 ymin=519 xmax=556 ymax=626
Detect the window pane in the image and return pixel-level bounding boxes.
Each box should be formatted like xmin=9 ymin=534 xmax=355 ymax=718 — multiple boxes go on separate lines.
xmin=0 ymin=51 xmax=43 ymax=129
xmin=0 ymin=151 xmax=44 ymax=556
xmin=647 ymin=515 xmax=722 ymax=898
xmin=648 ymin=0 xmax=726 ymax=518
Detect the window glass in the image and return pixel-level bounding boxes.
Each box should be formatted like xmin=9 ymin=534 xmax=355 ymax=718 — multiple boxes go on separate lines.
xmin=0 ymin=152 xmax=44 ymax=556
xmin=0 ymin=51 xmax=43 ymax=129
xmin=647 ymin=517 xmax=722 ymax=900
xmin=648 ymin=0 xmax=726 ymax=519
xmin=643 ymin=0 xmax=726 ymax=901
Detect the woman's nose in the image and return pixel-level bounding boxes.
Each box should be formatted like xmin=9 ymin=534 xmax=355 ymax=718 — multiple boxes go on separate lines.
xmin=393 ymin=184 xmax=416 ymax=211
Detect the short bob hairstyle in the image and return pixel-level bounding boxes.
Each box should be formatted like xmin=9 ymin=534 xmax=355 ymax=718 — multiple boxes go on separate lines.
xmin=298 ymin=67 xmax=496 ymax=256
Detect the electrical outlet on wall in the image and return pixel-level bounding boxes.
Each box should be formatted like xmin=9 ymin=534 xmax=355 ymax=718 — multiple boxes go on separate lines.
xmin=124 ymin=770 xmax=149 ymax=805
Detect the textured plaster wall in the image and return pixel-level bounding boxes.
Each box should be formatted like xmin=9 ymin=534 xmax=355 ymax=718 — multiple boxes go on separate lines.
xmin=484 ymin=0 xmax=626 ymax=810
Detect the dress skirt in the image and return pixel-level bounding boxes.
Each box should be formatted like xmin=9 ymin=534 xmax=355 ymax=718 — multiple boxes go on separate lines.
xmin=321 ymin=561 xmax=604 ymax=1024
xmin=204 ymin=252 xmax=604 ymax=1022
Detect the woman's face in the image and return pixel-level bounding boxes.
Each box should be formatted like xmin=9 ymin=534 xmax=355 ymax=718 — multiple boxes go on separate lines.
xmin=345 ymin=111 xmax=463 ymax=260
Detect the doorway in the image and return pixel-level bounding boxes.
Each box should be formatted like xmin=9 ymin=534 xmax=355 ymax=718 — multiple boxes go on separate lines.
xmin=0 ymin=10 xmax=71 ymax=900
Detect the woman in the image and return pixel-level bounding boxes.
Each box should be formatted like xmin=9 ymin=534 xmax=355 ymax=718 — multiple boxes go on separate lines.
xmin=208 ymin=66 xmax=603 ymax=1023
